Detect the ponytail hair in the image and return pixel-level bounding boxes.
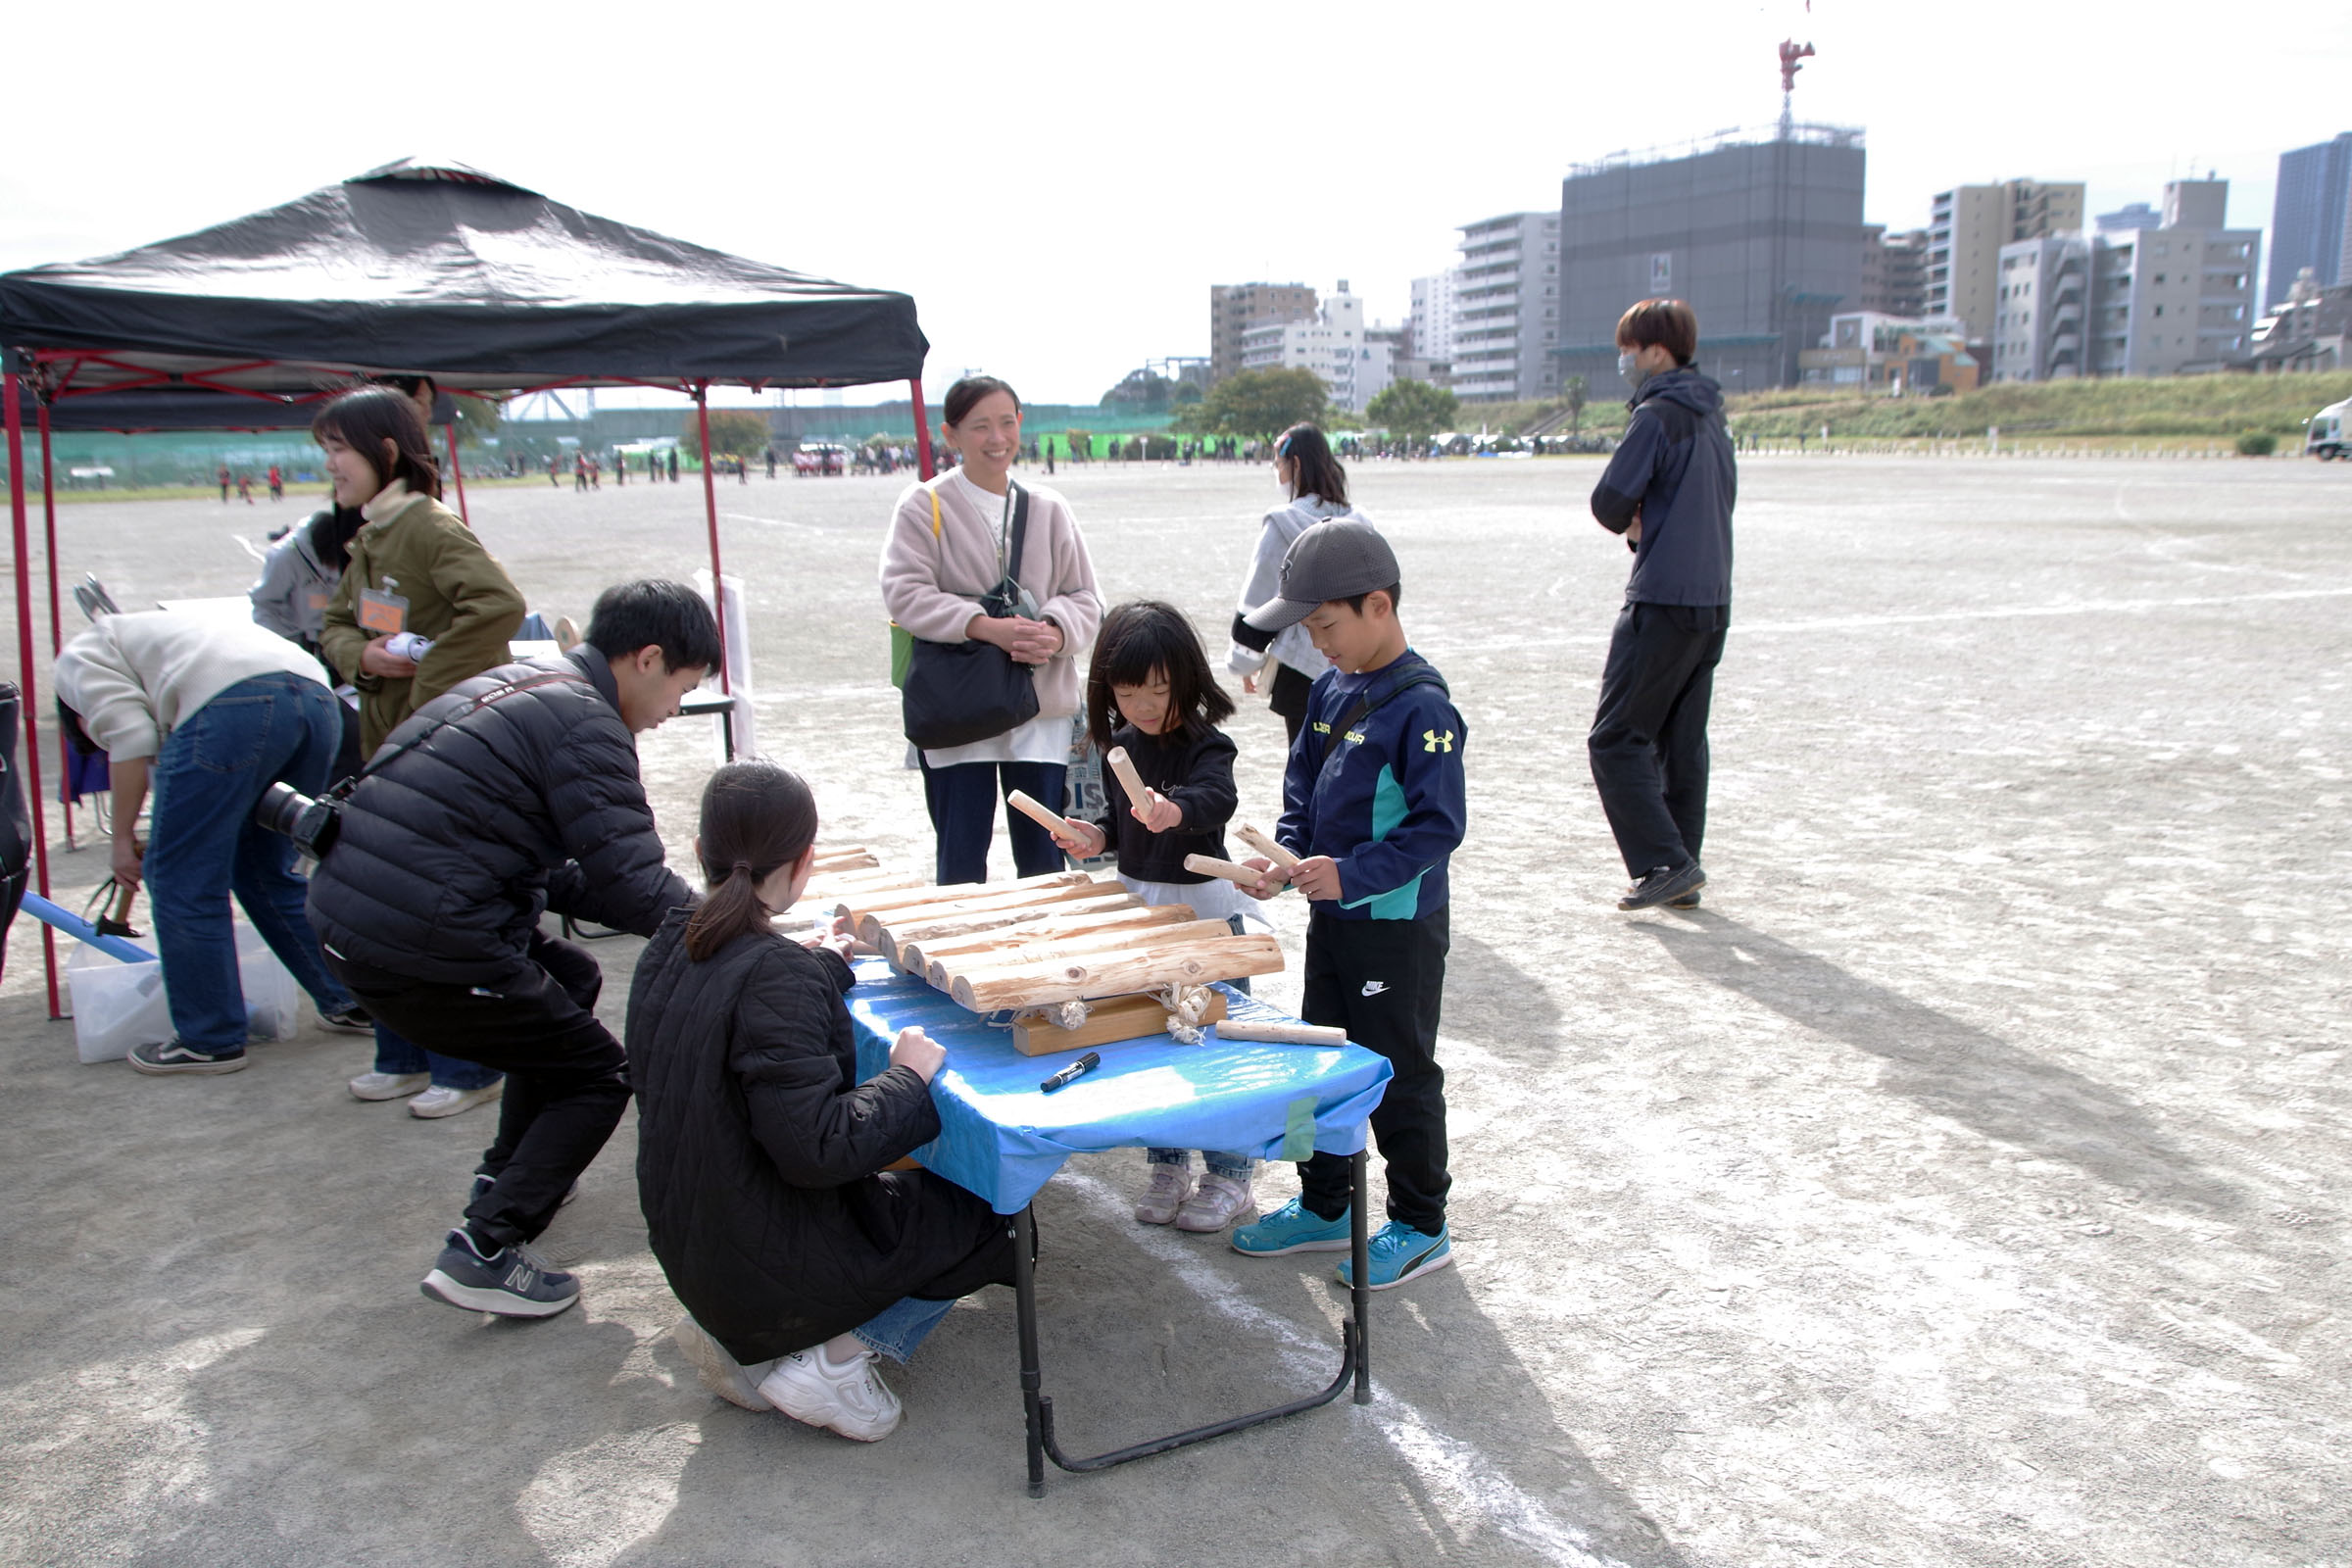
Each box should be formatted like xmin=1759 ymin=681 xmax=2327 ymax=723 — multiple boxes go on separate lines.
xmin=1274 ymin=423 xmax=1348 ymax=510
xmin=683 ymin=760 xmax=820 ymax=961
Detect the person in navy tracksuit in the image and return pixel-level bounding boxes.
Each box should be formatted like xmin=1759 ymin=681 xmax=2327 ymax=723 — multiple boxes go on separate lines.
xmin=1588 ymin=297 xmax=1736 ymax=912
xmin=1227 ymin=518 xmax=1468 ymax=1292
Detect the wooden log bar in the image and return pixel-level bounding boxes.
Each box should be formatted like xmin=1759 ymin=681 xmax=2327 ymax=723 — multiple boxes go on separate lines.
xmin=1182 ymin=853 xmax=1272 ymax=891
xmin=866 ymin=888 xmax=1136 ymax=952
xmin=926 ymin=918 xmax=1236 ymax=991
xmin=1213 ymin=1018 xmax=1348 ymax=1047
xmin=1104 ymin=745 xmax=1151 ymax=806
xmin=950 ymin=933 xmax=1285 ymax=1011
xmin=1232 ymin=821 xmax=1300 ymax=870
xmin=880 ymin=893 xmax=1148 ymax=959
xmin=839 ymin=869 xmax=1096 ymax=922
xmin=900 ymin=902 xmax=1196 ymax=971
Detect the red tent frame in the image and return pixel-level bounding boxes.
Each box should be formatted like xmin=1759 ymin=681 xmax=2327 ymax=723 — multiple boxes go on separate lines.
xmin=6 ymin=361 xmax=937 ymax=1019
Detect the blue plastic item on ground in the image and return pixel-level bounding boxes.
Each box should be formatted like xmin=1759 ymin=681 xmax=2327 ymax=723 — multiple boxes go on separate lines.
xmin=19 ymin=892 xmax=156 ymax=962
xmin=845 ymin=958 xmax=1392 ymax=1215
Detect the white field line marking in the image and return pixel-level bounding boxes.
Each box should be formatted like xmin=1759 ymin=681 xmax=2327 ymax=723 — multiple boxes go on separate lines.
xmin=1058 ymin=1169 xmax=1631 ymax=1568
xmin=1467 ymin=583 xmax=2352 ymax=657
xmin=231 ymin=532 xmax=269 ymax=563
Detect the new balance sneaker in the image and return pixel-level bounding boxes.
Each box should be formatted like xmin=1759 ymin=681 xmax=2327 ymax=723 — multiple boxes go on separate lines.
xmin=1175 ymin=1172 xmax=1257 ymax=1234
xmin=408 ymin=1081 xmax=505 ymax=1119
xmin=756 ymin=1344 xmax=903 ymax=1442
xmin=319 ymin=1005 xmax=374 ymax=1035
xmin=1133 ymin=1160 xmax=1192 ymax=1226
xmin=418 ymin=1228 xmax=579 ymax=1318
xmin=127 ymin=1040 xmax=248 ymax=1075
xmin=1230 ymin=1197 xmax=1352 ymax=1257
xmin=673 ymin=1316 xmax=776 ymax=1411
xmin=1337 ymin=1220 xmax=1453 ymax=1291
xmin=1619 ymin=862 xmax=1705 ymax=911
xmin=350 ymin=1070 xmax=430 ymax=1102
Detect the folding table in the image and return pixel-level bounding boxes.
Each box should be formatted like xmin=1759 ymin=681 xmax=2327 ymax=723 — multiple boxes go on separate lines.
xmin=845 ymin=959 xmax=1393 ymax=1496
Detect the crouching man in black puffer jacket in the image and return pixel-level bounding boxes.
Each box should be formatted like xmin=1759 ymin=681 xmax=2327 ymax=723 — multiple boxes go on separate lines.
xmin=309 ymin=579 xmax=718 ymax=1318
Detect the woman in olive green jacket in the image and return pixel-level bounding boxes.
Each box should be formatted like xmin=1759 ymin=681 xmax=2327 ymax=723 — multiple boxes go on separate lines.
xmin=315 ymin=387 xmax=527 ymax=757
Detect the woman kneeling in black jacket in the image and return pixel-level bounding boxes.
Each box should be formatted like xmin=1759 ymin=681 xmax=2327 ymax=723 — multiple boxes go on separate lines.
xmin=627 ymin=760 xmax=1014 ymax=1442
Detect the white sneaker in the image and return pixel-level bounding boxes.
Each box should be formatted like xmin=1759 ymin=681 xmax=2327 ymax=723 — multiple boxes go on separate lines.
xmin=1134 ymin=1161 xmax=1192 ymax=1226
xmin=672 ymin=1317 xmax=776 ymax=1411
xmin=1175 ymin=1172 xmax=1258 ymax=1233
xmin=409 ymin=1082 xmax=505 ymax=1119
xmin=756 ymin=1345 xmax=903 ymax=1442
xmin=350 ymin=1071 xmax=430 ymax=1102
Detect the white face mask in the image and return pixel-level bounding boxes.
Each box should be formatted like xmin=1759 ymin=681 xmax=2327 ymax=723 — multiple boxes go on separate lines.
xmin=1617 ymin=349 xmax=1647 ymax=389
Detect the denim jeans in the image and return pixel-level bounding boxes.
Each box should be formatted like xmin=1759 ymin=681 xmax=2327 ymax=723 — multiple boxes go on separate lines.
xmin=373 ymin=1022 xmax=504 ymax=1092
xmin=143 ymin=672 xmax=355 ymax=1055
xmin=850 ymin=1295 xmax=958 ymax=1364
xmin=1147 ymin=1149 xmax=1257 ymax=1177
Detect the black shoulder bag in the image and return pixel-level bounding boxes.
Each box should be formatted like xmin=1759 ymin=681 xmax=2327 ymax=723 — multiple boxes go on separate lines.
xmin=901 ymin=481 xmax=1043 ymax=750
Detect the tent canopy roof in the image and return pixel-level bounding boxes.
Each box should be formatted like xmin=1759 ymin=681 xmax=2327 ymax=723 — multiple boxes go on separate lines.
xmin=0 ymin=159 xmax=927 ymax=401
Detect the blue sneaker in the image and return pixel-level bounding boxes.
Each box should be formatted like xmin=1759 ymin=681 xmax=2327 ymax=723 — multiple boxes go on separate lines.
xmin=419 ymin=1229 xmax=579 ymax=1318
xmin=1337 ymin=1221 xmax=1453 ymax=1290
xmin=1230 ymin=1197 xmax=1352 ymax=1257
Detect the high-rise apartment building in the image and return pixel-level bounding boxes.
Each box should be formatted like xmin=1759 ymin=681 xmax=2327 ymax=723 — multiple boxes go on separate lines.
xmin=2268 ymin=133 xmax=2352 ymax=301
xmin=1989 ymin=180 xmax=2259 ymax=382
xmin=1926 ymin=178 xmax=2086 ymax=343
xmin=1207 ymin=282 xmax=1317 ymax=385
xmin=1409 ymin=271 xmax=1459 ymax=362
xmin=1556 ymin=123 xmax=1868 ymax=396
xmin=1239 ymin=282 xmax=1394 ymax=414
xmin=1451 ymin=213 xmax=1559 ymax=402
xmin=1860 ymin=226 xmax=1929 ymax=317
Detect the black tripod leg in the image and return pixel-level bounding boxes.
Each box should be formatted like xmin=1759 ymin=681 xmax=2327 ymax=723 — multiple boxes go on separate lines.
xmin=1350 ymin=1148 xmax=1371 ymax=1404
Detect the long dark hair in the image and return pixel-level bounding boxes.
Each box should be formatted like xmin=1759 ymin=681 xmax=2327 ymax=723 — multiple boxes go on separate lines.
xmin=1275 ymin=423 xmax=1348 ymax=509
xmin=1086 ymin=600 xmax=1235 ymax=753
xmin=683 ymin=760 xmax=820 ymax=961
xmin=310 ymin=386 xmax=442 ymax=500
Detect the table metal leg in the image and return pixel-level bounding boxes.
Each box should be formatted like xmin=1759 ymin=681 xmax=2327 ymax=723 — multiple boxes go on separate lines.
xmin=1350 ymin=1148 xmax=1371 ymax=1404
xmin=1011 ymin=1206 xmax=1046 ymax=1498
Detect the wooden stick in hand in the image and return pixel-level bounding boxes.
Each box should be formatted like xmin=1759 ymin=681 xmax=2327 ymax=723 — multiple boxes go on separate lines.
xmin=1005 ymin=789 xmax=1067 ymax=835
xmin=1183 ymin=853 xmax=1270 ymax=891
xmin=1232 ymin=821 xmax=1300 ymax=870
xmin=1104 ymin=746 xmax=1150 ymax=806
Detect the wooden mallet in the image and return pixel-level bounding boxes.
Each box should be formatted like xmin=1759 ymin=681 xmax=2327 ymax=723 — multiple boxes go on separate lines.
xmin=1005 ymin=789 xmax=1069 ymax=837
xmin=1214 ymin=1018 xmax=1348 ymax=1047
xmin=1104 ymin=746 xmax=1152 ymax=808
xmin=1232 ymin=820 xmax=1299 ymax=871
xmin=1183 ymin=852 xmax=1270 ymax=892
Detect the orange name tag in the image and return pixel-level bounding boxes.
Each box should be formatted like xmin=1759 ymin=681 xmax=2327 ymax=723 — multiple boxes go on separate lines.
xmin=358 ymin=587 xmax=408 ymax=636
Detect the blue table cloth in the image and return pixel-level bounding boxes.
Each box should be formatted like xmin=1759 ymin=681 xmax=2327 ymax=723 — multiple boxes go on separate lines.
xmin=845 ymin=959 xmax=1393 ymax=1215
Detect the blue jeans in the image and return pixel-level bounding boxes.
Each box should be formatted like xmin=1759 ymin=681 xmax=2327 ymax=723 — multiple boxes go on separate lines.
xmin=143 ymin=673 xmax=355 ymax=1055
xmin=850 ymin=1296 xmax=958 ymax=1364
xmin=372 ymin=1021 xmax=504 ymax=1092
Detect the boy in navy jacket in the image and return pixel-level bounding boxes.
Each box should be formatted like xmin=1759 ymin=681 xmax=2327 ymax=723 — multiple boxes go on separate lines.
xmin=1230 ymin=518 xmax=1467 ymax=1290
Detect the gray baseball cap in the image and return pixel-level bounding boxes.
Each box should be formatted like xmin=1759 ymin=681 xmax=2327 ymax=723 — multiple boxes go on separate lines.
xmin=1243 ymin=518 xmax=1399 ymax=632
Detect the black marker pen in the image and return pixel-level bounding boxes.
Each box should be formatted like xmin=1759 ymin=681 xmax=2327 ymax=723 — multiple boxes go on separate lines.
xmin=1038 ymin=1052 xmax=1101 ymax=1094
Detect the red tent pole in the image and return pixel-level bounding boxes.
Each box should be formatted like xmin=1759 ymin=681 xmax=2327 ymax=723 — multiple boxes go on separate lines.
xmin=694 ymin=384 xmax=730 ymax=694
xmin=910 ymin=378 xmax=935 ymax=480
xmin=443 ymin=422 xmax=469 ymax=524
xmin=5 ymin=372 xmax=61 ymax=1016
xmin=37 ymin=405 xmax=71 ymax=846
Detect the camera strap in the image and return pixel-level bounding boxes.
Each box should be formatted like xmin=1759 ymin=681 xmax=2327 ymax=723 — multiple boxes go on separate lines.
xmin=325 ymin=670 xmax=584 ymax=806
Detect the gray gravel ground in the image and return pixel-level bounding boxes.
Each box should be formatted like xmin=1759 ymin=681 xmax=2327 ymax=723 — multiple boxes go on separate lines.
xmin=1 ymin=452 xmax=2346 ymax=1567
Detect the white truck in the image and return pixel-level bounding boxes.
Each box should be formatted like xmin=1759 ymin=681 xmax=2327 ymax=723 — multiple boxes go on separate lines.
xmin=2306 ymin=398 xmax=2349 ymax=460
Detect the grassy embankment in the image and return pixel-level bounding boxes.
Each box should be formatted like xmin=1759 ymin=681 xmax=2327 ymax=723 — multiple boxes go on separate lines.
xmin=1724 ymin=372 xmax=2352 ymax=451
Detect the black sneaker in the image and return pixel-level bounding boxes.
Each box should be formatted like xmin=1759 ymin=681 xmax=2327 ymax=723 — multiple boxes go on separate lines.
xmin=319 ymin=1005 xmax=374 ymax=1035
xmin=1618 ymin=862 xmax=1705 ymax=911
xmin=1665 ymin=889 xmax=1702 ymax=910
xmin=419 ymin=1229 xmax=580 ymax=1318
xmin=127 ymin=1039 xmax=249 ymax=1075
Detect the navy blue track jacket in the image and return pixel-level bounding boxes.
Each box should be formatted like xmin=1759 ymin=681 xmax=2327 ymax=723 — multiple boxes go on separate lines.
xmin=1591 ymin=368 xmax=1737 ymax=608
xmin=1274 ymin=651 xmax=1467 ymax=921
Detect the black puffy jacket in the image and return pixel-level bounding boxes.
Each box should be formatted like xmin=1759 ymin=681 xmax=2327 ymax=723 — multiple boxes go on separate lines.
xmin=627 ymin=911 xmax=1015 ymax=1363
xmin=307 ymin=646 xmax=693 ymax=985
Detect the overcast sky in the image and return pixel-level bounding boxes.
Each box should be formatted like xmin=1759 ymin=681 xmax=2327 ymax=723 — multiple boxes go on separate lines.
xmin=5 ymin=0 xmax=2346 ymax=408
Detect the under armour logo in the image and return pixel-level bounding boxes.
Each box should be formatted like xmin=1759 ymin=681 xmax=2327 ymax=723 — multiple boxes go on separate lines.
xmin=1361 ymin=980 xmax=1390 ymax=998
xmin=1422 ymin=729 xmax=1455 ymax=753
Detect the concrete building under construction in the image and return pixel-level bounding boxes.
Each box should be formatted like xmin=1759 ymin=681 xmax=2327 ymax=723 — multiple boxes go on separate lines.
xmin=1553 ymin=123 xmax=1869 ymax=399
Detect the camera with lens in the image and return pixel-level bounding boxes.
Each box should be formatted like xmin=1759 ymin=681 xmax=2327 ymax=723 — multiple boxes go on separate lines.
xmin=255 ymin=781 xmax=344 ymax=859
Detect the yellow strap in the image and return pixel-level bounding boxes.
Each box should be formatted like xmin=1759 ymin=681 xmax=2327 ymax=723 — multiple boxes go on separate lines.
xmin=929 ymin=487 xmax=942 ymax=539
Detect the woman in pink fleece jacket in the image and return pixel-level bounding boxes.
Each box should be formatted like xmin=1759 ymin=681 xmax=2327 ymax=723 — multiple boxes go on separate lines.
xmin=878 ymin=376 xmax=1102 ymax=884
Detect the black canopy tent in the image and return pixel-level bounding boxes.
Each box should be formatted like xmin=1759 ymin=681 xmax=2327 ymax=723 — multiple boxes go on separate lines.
xmin=2 ymin=158 xmax=938 ymax=1013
